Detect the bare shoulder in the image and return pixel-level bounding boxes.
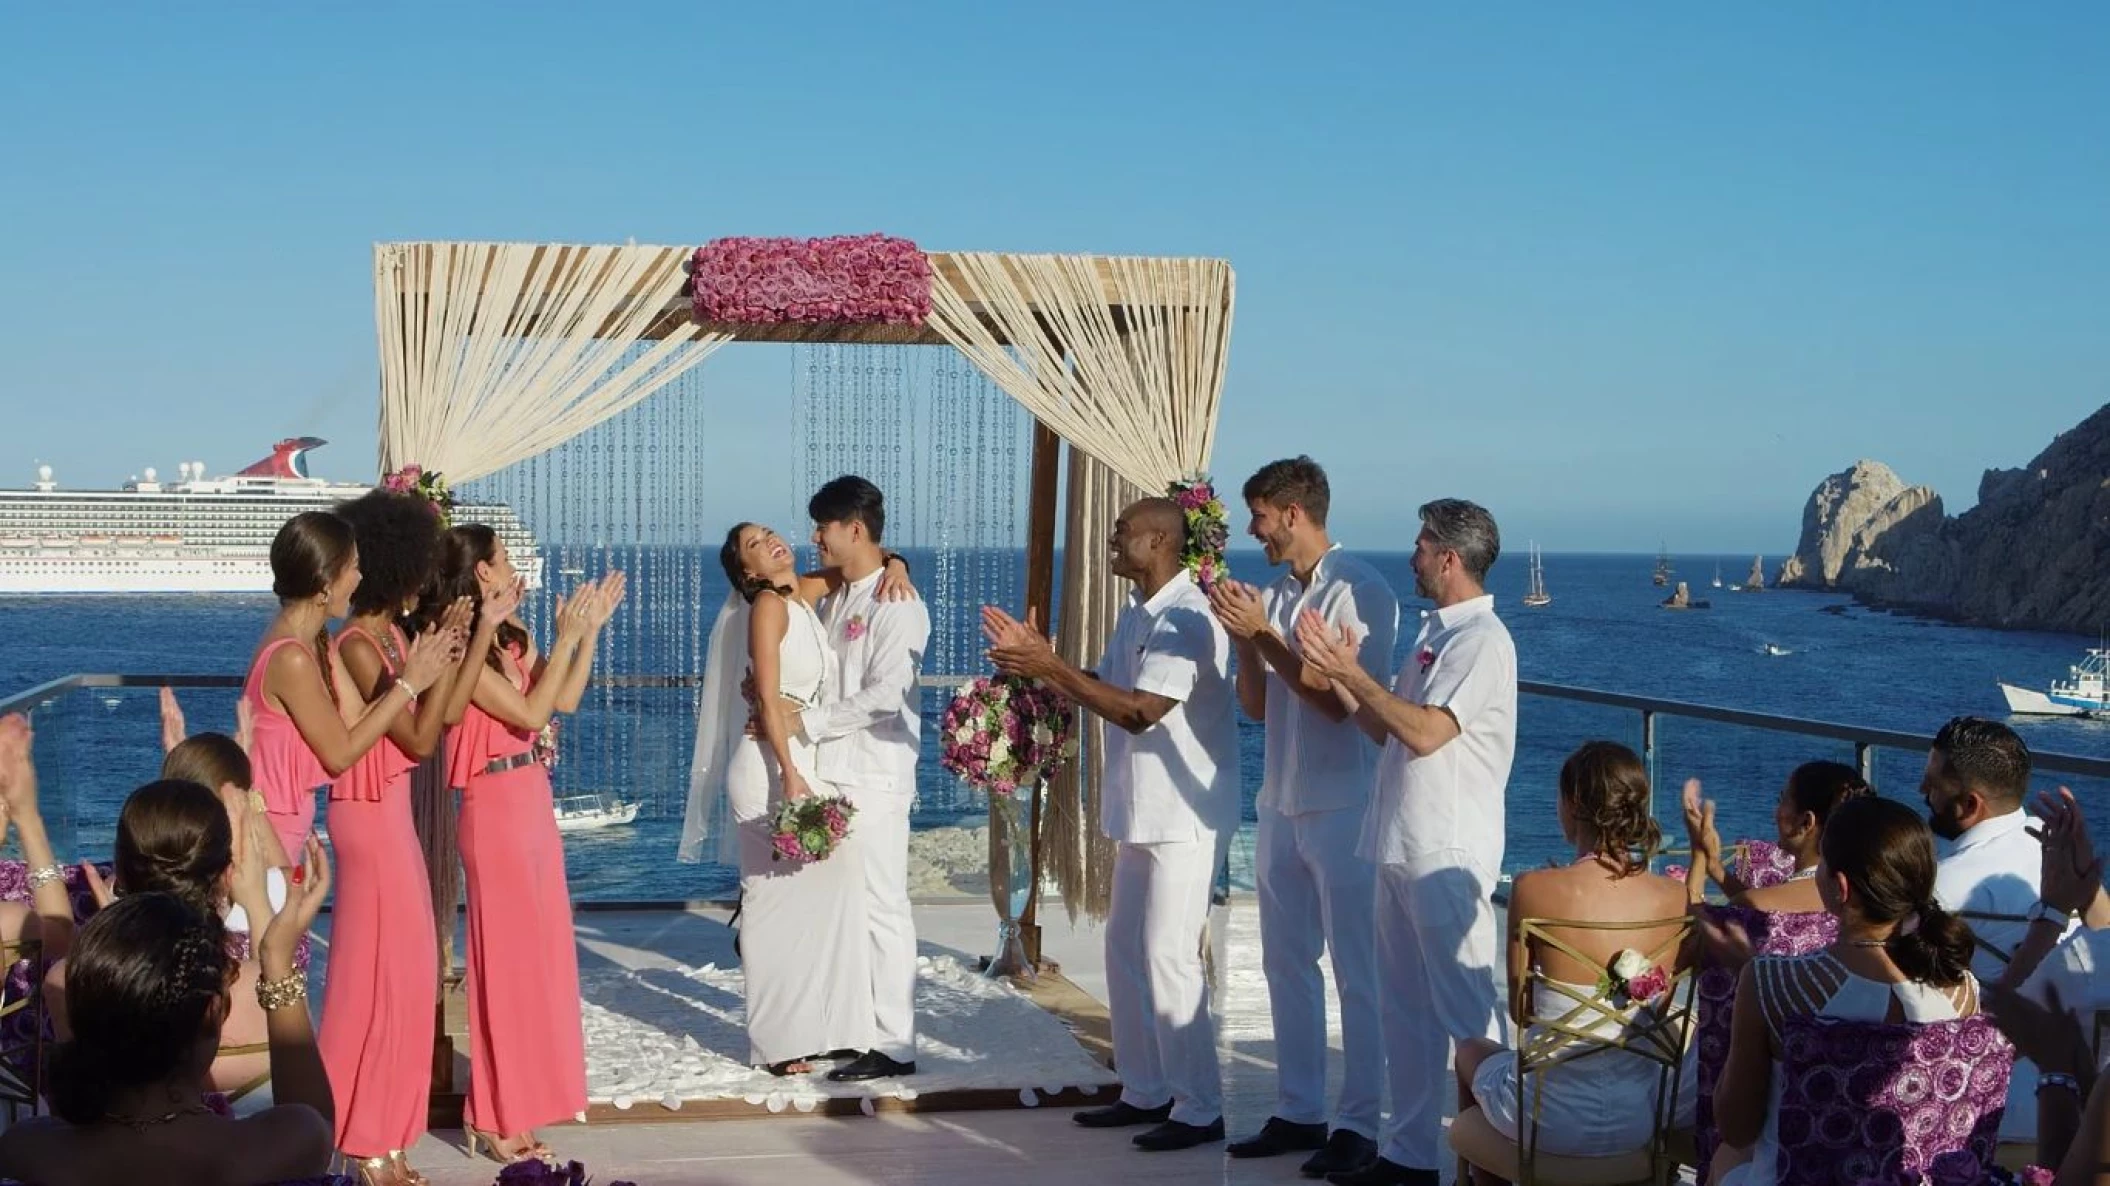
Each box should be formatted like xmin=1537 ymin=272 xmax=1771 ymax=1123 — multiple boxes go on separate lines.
xmin=226 ymin=1105 xmax=333 ymax=1178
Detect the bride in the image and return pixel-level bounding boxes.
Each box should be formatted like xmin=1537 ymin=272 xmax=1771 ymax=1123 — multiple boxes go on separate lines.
xmin=681 ymin=522 xmax=872 ymax=1075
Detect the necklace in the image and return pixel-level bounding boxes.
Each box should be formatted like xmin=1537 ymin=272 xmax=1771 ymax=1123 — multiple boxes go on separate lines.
xmin=1845 ymin=937 xmax=1891 ymax=948
xmin=1786 ymin=867 xmax=1817 ymax=882
xmin=101 ymin=1103 xmax=213 ymax=1130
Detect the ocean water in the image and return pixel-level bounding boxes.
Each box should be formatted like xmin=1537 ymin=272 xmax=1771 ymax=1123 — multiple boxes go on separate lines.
xmin=1 ymin=548 xmax=2104 ymax=902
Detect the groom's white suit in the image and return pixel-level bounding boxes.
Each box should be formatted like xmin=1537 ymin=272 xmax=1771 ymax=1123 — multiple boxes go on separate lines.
xmin=799 ymin=568 xmax=932 ymax=1063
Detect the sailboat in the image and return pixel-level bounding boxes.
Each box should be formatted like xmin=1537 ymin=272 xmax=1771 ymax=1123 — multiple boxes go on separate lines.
xmin=1742 ymin=555 xmax=1766 ymax=592
xmin=1522 ymin=542 xmax=1551 ymax=607
xmin=1711 ymin=562 xmax=1723 ymax=590
xmin=1652 ymin=543 xmax=1672 ymax=587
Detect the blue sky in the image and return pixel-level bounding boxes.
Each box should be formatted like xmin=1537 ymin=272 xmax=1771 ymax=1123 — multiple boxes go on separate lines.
xmin=4 ymin=3 xmax=2104 ymax=554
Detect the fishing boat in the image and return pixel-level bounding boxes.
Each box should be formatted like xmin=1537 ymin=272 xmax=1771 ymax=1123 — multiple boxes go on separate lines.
xmin=1522 ymin=542 xmax=1551 ymax=608
xmin=1652 ymin=544 xmax=1672 ymax=587
xmin=1999 ymin=647 xmax=2110 ymax=716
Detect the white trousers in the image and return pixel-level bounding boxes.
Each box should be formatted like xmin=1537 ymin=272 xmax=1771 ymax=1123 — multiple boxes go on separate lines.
xmin=1107 ymin=836 xmax=1223 ymax=1125
xmin=837 ymin=782 xmax=917 ymax=1061
xmin=1257 ymin=804 xmax=1382 ymax=1138
xmin=1375 ymin=857 xmax=1506 ymax=1170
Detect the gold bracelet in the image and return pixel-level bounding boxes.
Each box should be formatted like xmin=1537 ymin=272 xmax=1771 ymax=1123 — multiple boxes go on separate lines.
xmin=255 ymin=972 xmax=308 ymax=1012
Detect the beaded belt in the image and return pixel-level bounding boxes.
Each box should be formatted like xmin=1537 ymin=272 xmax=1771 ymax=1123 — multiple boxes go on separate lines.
xmin=483 ymin=752 xmax=538 ymax=776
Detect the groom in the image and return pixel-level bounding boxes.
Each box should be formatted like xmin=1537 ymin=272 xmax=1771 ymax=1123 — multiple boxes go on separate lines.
xmin=800 ymin=475 xmax=932 ymax=1082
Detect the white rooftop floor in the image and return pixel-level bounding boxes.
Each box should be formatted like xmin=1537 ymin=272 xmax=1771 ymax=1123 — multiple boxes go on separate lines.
xmin=391 ymin=896 xmax=1449 ymax=1186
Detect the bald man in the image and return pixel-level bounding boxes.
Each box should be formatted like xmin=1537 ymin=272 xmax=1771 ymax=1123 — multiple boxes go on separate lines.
xmin=986 ymin=497 xmax=1240 ymax=1153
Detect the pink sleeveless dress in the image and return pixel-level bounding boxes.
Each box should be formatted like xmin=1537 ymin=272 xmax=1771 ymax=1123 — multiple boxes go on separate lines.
xmin=453 ymin=645 xmax=586 ymax=1135
xmin=317 ymin=625 xmax=439 ymax=1159
xmin=243 ymin=636 xmax=334 ymax=860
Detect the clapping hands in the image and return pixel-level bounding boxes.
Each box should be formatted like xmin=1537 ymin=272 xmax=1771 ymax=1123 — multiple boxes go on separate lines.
xmin=2031 ymin=786 xmax=2103 ymax=917
xmin=982 ymin=606 xmax=1058 ymax=680
xmin=1291 ymin=609 xmax=1361 ymax=682
xmin=1206 ymin=580 xmax=1269 ymax=641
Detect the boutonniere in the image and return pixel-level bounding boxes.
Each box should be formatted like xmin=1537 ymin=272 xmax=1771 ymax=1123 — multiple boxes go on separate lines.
xmin=1417 ymin=647 xmax=1436 ymax=673
xmin=844 ymin=614 xmax=868 ymax=642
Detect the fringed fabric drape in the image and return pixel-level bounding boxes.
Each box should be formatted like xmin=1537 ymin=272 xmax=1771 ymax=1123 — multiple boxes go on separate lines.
xmin=375 ymin=242 xmax=729 ymax=481
xmin=925 ymin=253 xmax=1235 ymax=922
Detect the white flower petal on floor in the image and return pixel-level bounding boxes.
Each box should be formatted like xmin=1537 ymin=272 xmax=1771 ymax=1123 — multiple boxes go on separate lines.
xmin=578 ymin=955 xmax=1116 ymax=1113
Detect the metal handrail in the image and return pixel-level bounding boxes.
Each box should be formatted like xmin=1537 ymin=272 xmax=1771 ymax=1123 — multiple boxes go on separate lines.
xmin=6 ymin=672 xmax=2107 ymax=782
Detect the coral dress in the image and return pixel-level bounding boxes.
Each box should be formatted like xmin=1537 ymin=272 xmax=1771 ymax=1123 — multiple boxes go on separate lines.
xmin=244 ymin=636 xmax=335 ymax=861
xmin=317 ymin=625 xmax=439 ymax=1158
xmin=453 ymin=645 xmax=586 ymax=1135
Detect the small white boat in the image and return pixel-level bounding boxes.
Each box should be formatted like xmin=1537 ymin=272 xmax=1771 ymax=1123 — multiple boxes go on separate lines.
xmin=554 ymin=793 xmax=640 ymax=832
xmin=2000 ymin=648 xmax=2110 ymax=716
xmin=1762 ymin=643 xmax=1792 ymax=657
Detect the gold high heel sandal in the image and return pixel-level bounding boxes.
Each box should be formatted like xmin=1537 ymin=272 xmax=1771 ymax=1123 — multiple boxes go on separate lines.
xmin=391 ymin=1151 xmax=430 ymax=1186
xmin=350 ymin=1153 xmax=414 ymax=1186
xmin=466 ymin=1127 xmax=544 ymax=1165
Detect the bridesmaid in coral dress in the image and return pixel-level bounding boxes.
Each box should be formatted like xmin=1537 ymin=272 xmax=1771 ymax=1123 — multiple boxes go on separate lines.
xmin=245 ymin=512 xmax=458 ymax=864
xmin=320 ymin=491 xmax=498 ymax=1186
xmin=430 ymin=524 xmax=622 ymax=1165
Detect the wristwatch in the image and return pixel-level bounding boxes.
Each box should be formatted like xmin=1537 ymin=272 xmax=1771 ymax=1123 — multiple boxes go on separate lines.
xmin=2027 ymin=900 xmax=2074 ymax=929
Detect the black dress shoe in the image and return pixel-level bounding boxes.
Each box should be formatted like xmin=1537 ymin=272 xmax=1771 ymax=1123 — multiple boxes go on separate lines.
xmin=1227 ymin=1116 xmax=1329 ymax=1158
xmin=824 ymin=1051 xmax=916 ymax=1082
xmin=1073 ymin=1100 xmax=1174 ymax=1128
xmin=1132 ymin=1117 xmax=1225 ymax=1151
xmin=1325 ymin=1157 xmax=1438 ymax=1186
xmin=1300 ymin=1130 xmax=1380 ymax=1177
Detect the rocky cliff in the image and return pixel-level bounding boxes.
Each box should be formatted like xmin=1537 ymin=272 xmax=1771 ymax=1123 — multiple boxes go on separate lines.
xmin=1777 ymin=403 xmax=2110 ymax=634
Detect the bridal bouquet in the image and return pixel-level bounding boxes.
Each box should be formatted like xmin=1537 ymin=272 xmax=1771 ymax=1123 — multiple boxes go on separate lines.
xmin=940 ymin=675 xmax=1078 ymax=798
xmin=770 ymin=794 xmax=856 ymax=864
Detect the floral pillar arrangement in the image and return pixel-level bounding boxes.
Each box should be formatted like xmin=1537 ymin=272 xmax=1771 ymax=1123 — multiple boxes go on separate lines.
xmin=939 ymin=675 xmax=1079 ymax=980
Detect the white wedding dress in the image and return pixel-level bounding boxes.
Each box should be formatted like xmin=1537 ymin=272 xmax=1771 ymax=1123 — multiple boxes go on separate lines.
xmin=718 ymin=594 xmax=874 ymax=1066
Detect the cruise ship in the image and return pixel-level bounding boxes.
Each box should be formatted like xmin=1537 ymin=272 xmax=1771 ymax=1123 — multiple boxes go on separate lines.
xmin=0 ymin=438 xmax=542 ymax=595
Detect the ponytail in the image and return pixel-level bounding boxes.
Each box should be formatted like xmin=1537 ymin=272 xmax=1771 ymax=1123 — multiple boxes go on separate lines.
xmin=1886 ymin=900 xmax=1975 ymax=988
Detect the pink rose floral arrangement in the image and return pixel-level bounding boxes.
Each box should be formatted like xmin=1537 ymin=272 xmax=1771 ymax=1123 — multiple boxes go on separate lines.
xmin=1417 ymin=647 xmax=1437 ymax=673
xmin=940 ymin=675 xmax=1078 ymax=800
xmin=688 ymin=234 xmax=933 ymax=326
xmin=769 ymin=794 xmax=856 ymax=865
xmin=844 ymin=614 xmax=868 ymax=642
xmin=1166 ymin=476 xmax=1228 ymax=593
xmin=381 ymin=464 xmax=454 ymax=527
xmin=1601 ymin=948 xmax=1671 ymax=1007
xmin=533 ymin=720 xmax=560 ymax=771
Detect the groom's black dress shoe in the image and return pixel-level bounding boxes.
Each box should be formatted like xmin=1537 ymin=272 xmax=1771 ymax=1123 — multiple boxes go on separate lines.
xmin=1325 ymin=1157 xmax=1438 ymax=1186
xmin=1132 ymin=1117 xmax=1225 ymax=1152
xmin=1227 ymin=1116 xmax=1328 ymax=1158
xmin=1072 ymin=1100 xmax=1173 ymax=1128
xmin=1300 ymin=1130 xmax=1379 ymax=1177
xmin=824 ymin=1051 xmax=916 ymax=1082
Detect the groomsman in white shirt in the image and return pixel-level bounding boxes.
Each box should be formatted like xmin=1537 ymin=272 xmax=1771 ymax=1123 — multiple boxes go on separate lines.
xmin=1208 ymin=457 xmax=1397 ymax=1178
xmin=1297 ymin=499 xmax=1517 ymax=1186
xmin=799 ymin=475 xmax=933 ymax=1082
xmin=985 ymin=497 xmax=1239 ymax=1153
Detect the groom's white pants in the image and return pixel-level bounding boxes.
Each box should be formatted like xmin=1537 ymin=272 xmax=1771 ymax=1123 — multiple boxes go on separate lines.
xmin=1107 ymin=835 xmax=1223 ymax=1126
xmin=839 ymin=780 xmax=916 ymax=1061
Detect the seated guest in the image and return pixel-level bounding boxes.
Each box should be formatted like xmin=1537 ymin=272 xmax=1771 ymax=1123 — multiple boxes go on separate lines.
xmin=45 ymin=778 xmax=284 ymax=1097
xmin=1682 ymin=761 xmax=1871 ymax=914
xmin=1455 ymin=741 xmax=1692 ymax=1172
xmin=1922 ymin=716 xmax=2063 ymax=1140
xmin=0 ymin=837 xmax=336 ymax=1186
xmin=1711 ymin=796 xmax=1987 ymax=1185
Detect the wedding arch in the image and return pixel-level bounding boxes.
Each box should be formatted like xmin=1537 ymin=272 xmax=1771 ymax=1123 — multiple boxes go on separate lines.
xmin=373 ymin=237 xmax=1235 ymax=966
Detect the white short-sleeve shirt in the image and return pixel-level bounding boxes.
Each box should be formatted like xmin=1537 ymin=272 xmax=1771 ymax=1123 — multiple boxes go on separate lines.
xmin=1258 ymin=545 xmax=1399 ymax=817
xmin=1360 ymin=594 xmax=1517 ymax=876
xmin=1933 ymin=809 xmax=2045 ymax=981
xmin=1097 ymin=570 xmax=1240 ymax=845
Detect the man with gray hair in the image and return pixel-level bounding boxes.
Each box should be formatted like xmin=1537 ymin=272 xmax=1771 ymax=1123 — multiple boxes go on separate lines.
xmin=1296 ymin=498 xmax=1517 ymax=1186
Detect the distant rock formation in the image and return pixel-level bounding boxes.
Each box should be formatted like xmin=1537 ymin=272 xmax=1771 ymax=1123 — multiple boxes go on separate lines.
xmin=1778 ymin=403 xmax=2110 ymax=634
